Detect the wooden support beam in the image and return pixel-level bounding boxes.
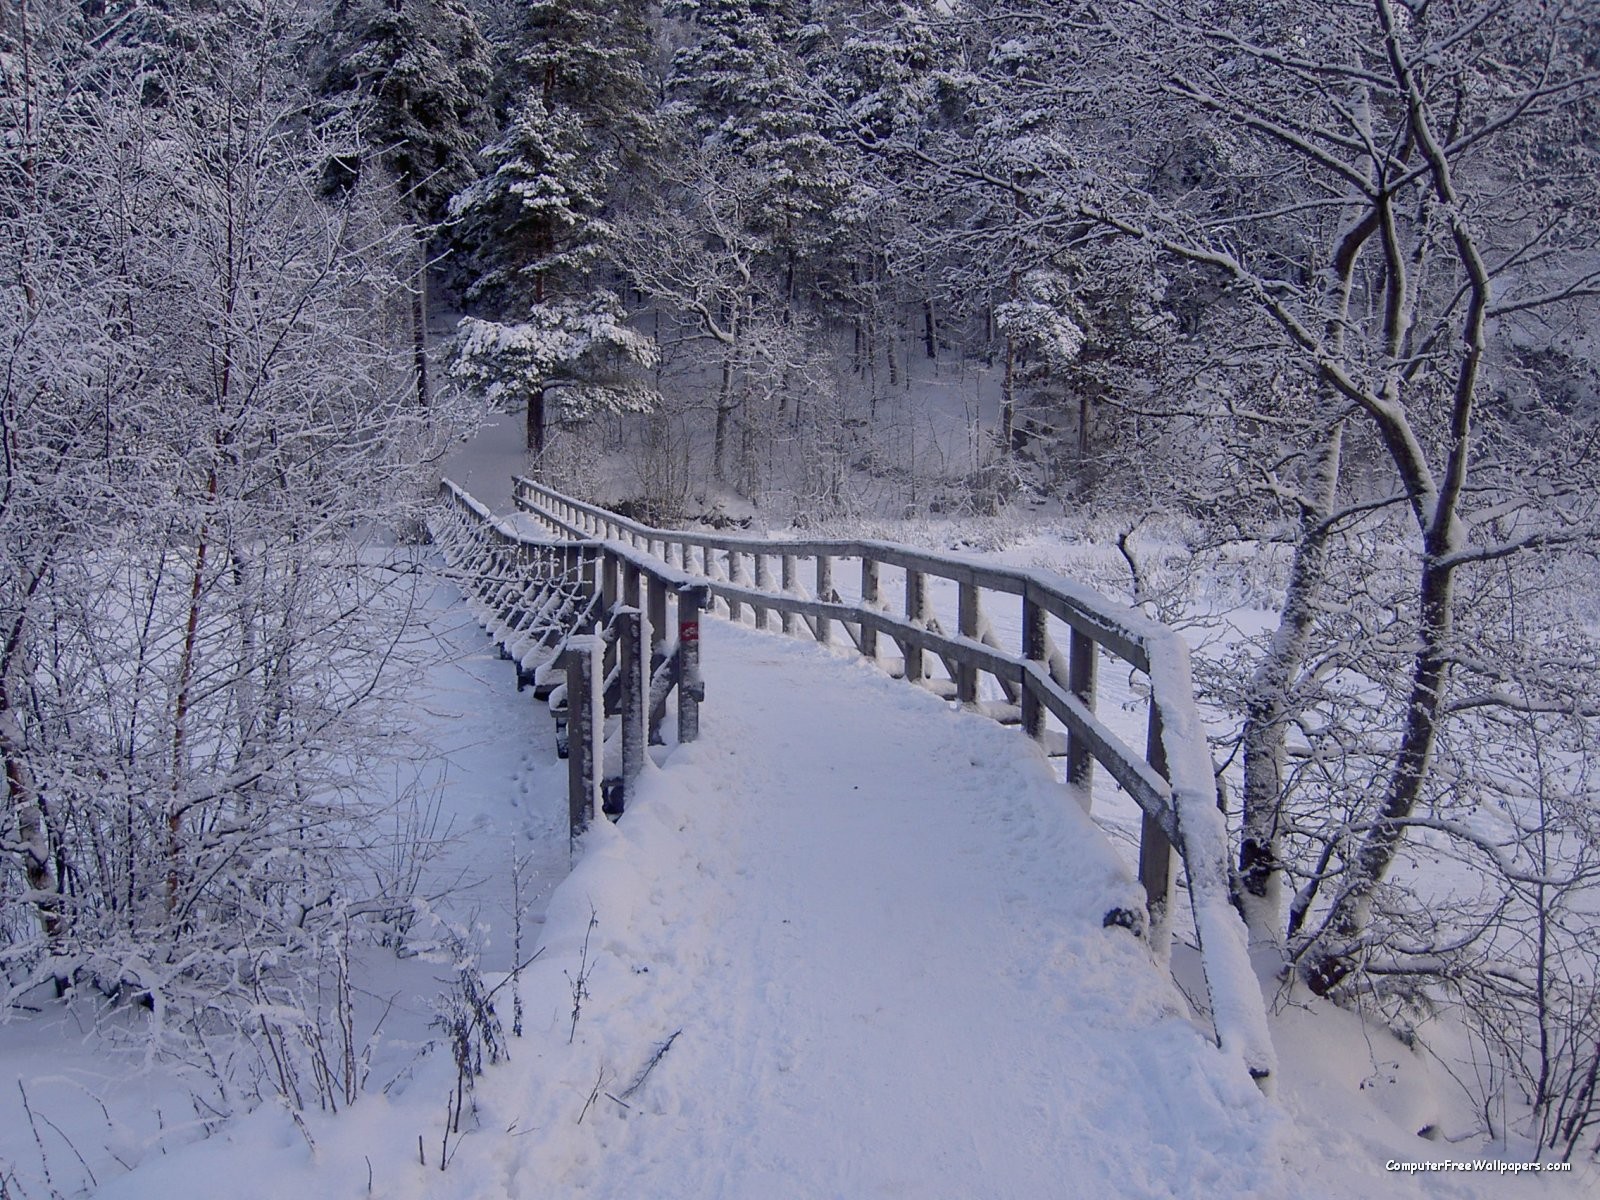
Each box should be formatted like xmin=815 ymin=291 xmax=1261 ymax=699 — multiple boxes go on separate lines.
xmin=1139 ymin=704 xmax=1175 ymax=953
xmin=957 ymin=580 xmax=980 ymax=705
xmin=815 ymin=555 xmax=833 ymax=645
xmin=1022 ymin=596 xmax=1048 ymax=740
xmin=1067 ymin=629 xmax=1098 ymax=794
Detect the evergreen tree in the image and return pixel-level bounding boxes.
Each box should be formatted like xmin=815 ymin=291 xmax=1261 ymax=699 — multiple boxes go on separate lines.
xmin=316 ymin=0 xmax=494 ymax=405
xmin=664 ymin=0 xmax=849 ymax=301
xmin=449 ymin=0 xmax=659 ymax=451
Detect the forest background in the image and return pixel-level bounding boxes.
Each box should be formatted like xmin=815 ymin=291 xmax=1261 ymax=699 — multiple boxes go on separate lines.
xmin=2 ymin=0 xmax=1599 ymax=1171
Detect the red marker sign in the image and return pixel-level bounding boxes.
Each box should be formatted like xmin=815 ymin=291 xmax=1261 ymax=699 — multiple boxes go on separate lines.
xmin=680 ymin=621 xmax=700 ymax=644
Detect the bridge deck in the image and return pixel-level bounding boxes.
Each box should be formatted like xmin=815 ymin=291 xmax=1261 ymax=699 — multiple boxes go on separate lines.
xmin=484 ymin=617 xmax=1281 ymax=1198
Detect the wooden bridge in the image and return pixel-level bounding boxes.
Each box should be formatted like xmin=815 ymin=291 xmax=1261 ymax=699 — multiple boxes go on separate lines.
xmin=432 ymin=476 xmax=1275 ymax=1088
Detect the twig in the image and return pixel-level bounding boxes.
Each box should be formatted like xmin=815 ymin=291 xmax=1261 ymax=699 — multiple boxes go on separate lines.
xmin=33 ymin=1108 xmax=97 ymax=1189
xmin=620 ymin=1029 xmax=683 ymax=1101
xmin=567 ymin=906 xmax=599 ymax=1044
xmin=17 ymin=1081 xmax=58 ymax=1197
xmin=577 ymin=1066 xmax=607 ymax=1125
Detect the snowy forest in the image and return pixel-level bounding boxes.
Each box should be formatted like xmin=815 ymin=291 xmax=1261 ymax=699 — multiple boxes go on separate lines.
xmin=3 ymin=0 xmax=1600 ymax=1187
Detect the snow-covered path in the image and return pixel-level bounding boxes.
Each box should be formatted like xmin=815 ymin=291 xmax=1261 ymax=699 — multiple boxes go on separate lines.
xmin=440 ymin=619 xmax=1285 ymax=1199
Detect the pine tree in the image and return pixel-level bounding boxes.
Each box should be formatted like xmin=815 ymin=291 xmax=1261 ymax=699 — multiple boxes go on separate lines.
xmin=316 ymin=0 xmax=494 ymax=405
xmin=664 ymin=0 xmax=849 ymax=301
xmin=449 ymin=0 xmax=659 ymax=451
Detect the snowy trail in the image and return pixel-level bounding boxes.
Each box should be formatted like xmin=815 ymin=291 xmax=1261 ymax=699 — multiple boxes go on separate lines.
xmin=453 ymin=619 xmax=1286 ymax=1200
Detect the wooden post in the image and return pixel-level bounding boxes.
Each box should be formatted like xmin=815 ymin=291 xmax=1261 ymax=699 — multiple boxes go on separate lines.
xmin=815 ymin=555 xmax=833 ymax=645
xmin=565 ymin=636 xmax=602 ymax=843
xmin=957 ymin=580 xmax=980 ymax=705
xmin=781 ymin=555 xmax=798 ymax=635
xmin=616 ymin=609 xmax=645 ymax=815
xmin=1139 ymin=703 xmax=1175 ymax=954
xmin=861 ymin=557 xmax=879 ymax=659
xmin=727 ymin=552 xmax=743 ymax=622
xmin=1022 ymin=593 xmax=1048 ymax=740
xmin=623 ymin=560 xmax=641 ymax=609
xmin=1067 ymin=629 xmax=1098 ymax=792
xmin=904 ymin=569 xmax=926 ymax=683
xmin=601 ymin=554 xmax=618 ymax=623
xmin=677 ymin=585 xmax=706 ymax=742
xmin=753 ymin=553 xmax=771 ymax=630
xmin=647 ymin=576 xmax=668 ymax=659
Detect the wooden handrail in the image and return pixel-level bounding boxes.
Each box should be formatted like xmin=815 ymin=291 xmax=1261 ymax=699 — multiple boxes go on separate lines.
xmin=510 ymin=475 xmax=1274 ymax=1087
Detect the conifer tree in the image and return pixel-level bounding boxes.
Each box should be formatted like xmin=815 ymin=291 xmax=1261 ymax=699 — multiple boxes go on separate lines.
xmin=450 ymin=0 xmax=659 ymax=451
xmin=316 ymin=0 xmax=493 ymax=405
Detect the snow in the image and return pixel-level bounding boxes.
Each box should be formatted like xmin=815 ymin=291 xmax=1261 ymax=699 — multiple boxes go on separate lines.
xmin=5 ymin=474 xmax=1595 ymax=1196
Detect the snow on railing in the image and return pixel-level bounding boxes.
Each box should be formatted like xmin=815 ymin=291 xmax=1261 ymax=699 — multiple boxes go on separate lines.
xmin=508 ymin=476 xmax=1275 ymax=1088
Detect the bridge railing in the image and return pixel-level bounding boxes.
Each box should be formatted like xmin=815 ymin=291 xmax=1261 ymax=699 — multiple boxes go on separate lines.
xmin=512 ymin=475 xmax=1274 ymax=1086
xmin=434 ymin=481 xmax=710 ymax=834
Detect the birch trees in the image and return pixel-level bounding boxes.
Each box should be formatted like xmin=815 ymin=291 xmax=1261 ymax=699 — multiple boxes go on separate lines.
xmin=0 ymin=0 xmax=450 ymax=1039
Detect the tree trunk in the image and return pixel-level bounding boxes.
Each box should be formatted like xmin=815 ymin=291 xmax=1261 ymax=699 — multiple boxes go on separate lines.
xmin=1240 ymin=420 xmax=1344 ymax=951
xmin=1301 ymin=549 xmax=1457 ymax=994
xmin=1 ymin=630 xmax=60 ymax=945
xmin=527 ymin=387 xmax=546 ymax=452
xmin=1001 ymin=335 xmax=1016 ymax=454
xmin=713 ymin=361 xmax=734 ymax=481
xmin=411 ymin=234 xmax=430 ymax=408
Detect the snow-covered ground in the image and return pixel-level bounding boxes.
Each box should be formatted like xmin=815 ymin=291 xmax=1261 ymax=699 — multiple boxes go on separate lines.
xmin=5 ymin=420 xmax=1594 ymax=1195
xmin=63 ymin=615 xmax=1594 ymax=1198
xmin=0 ymin=575 xmax=570 ymax=1198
